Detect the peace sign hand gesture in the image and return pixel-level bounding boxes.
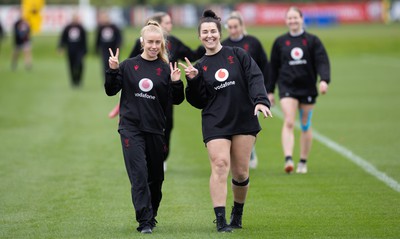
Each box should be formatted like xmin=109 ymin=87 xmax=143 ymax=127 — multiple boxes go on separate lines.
xmin=179 ymin=57 xmax=198 ymax=79
xmin=108 ymin=48 xmax=120 ymax=70
xmin=170 ymin=62 xmax=181 ymax=82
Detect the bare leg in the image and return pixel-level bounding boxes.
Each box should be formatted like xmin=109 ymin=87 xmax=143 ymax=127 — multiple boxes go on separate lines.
xmin=230 ymin=135 xmax=255 ymax=203
xmin=299 ymin=104 xmax=314 ymax=160
xmin=280 ymin=98 xmax=299 ymax=157
xmin=206 ymin=139 xmax=231 ymax=207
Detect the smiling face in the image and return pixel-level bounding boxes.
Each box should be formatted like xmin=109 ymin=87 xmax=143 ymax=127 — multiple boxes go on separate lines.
xmin=199 ymin=22 xmax=222 ymax=54
xmin=226 ymin=18 xmax=243 ymax=40
xmin=141 ymin=31 xmax=163 ymax=60
xmin=286 ymin=8 xmax=303 ymax=34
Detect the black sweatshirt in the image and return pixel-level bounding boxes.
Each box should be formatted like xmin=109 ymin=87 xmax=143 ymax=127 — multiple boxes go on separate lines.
xmin=129 ymin=35 xmax=205 ymax=63
xmin=95 ymin=23 xmax=122 ymax=54
xmin=268 ymin=31 xmax=330 ymax=97
xmin=105 ymin=56 xmax=184 ymax=135
xmin=185 ymin=46 xmax=270 ymax=141
xmin=14 ymin=19 xmax=30 ymax=46
xmin=222 ymin=35 xmax=269 ymax=88
xmin=58 ymin=23 xmax=87 ymax=55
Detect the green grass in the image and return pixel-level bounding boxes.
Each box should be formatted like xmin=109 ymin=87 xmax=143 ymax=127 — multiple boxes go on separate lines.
xmin=0 ymin=23 xmax=399 ymax=238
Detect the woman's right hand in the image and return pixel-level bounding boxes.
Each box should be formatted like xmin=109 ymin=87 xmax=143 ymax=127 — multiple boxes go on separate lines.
xmin=267 ymin=93 xmax=275 ymax=107
xmin=108 ymin=48 xmax=119 ymax=70
xmin=179 ymin=57 xmax=198 ymax=79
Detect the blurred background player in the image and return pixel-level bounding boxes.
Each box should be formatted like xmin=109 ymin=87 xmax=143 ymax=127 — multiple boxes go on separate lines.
xmin=222 ymin=11 xmax=270 ymax=169
xmin=108 ymin=11 xmax=205 ymax=171
xmin=0 ymin=21 xmax=4 ymax=55
xmin=181 ymin=10 xmax=271 ymax=233
xmin=104 ymin=21 xmax=184 ymax=234
xmin=11 ymin=13 xmax=32 ymax=71
xmin=95 ymin=11 xmax=122 ymax=80
xmin=267 ymin=6 xmax=330 ymax=174
xmin=58 ymin=15 xmax=87 ymax=88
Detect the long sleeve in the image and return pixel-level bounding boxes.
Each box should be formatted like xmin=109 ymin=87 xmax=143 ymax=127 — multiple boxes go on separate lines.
xmin=82 ymin=27 xmax=87 ymax=55
xmin=58 ymin=26 xmax=67 ymax=50
xmin=185 ymin=67 xmax=210 ymax=109
xmin=170 ymin=80 xmax=185 ymax=105
xmin=234 ymin=47 xmax=270 ymax=108
xmin=312 ymin=36 xmax=330 ymax=83
xmin=129 ymin=38 xmax=142 ymax=58
xmin=94 ymin=26 xmax=100 ymax=54
xmin=254 ymin=40 xmax=270 ymax=89
xmin=104 ymin=62 xmax=124 ymax=96
xmin=267 ymin=39 xmax=281 ymax=93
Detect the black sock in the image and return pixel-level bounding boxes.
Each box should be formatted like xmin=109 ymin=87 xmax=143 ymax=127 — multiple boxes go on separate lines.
xmin=214 ymin=206 xmax=225 ymax=218
xmin=285 ymin=156 xmax=292 ymax=162
xmin=234 ymin=201 xmax=244 ymax=210
xmin=233 ymin=202 xmax=244 ymax=215
xmin=300 ymin=159 xmax=307 ymax=164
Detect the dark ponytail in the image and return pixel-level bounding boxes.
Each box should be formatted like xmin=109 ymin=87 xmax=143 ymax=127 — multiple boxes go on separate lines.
xmin=197 ymin=9 xmax=222 ymax=35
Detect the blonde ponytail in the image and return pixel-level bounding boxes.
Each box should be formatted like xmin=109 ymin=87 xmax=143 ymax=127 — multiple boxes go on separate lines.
xmin=140 ymin=21 xmax=169 ymax=63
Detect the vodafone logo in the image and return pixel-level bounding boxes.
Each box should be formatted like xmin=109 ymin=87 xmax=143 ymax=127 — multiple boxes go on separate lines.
xmin=101 ymin=27 xmax=114 ymax=41
xmin=291 ymin=47 xmax=303 ymax=60
xmin=215 ymin=69 xmax=229 ymax=82
xmin=68 ymin=27 xmax=80 ymax=41
xmin=138 ymin=78 xmax=153 ymax=92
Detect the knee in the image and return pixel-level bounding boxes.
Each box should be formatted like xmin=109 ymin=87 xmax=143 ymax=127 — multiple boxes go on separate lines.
xmin=284 ymin=119 xmax=295 ymax=130
xmin=211 ymin=157 xmax=230 ymax=177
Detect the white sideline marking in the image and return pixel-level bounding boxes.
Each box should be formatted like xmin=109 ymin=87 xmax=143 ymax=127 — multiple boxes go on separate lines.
xmin=271 ymin=108 xmax=400 ymax=193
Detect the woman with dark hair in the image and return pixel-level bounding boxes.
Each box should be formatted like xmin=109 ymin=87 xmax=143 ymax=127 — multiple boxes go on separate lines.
xmin=267 ymin=6 xmax=331 ymax=174
xmin=105 ymin=21 xmax=184 ymax=234
xmin=180 ymin=10 xmax=272 ymax=233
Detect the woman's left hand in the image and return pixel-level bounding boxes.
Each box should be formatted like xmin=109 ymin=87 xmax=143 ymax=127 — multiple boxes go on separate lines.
xmin=170 ymin=62 xmax=181 ymax=82
xmin=319 ymin=81 xmax=329 ymax=95
xmin=254 ymin=104 xmax=273 ymax=118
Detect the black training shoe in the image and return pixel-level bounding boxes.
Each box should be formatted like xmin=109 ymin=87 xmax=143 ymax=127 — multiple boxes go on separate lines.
xmin=229 ymin=207 xmax=243 ymax=229
xmin=214 ymin=216 xmax=233 ymax=233
xmin=140 ymin=225 xmax=152 ymax=234
xmin=149 ymin=218 xmax=158 ymax=229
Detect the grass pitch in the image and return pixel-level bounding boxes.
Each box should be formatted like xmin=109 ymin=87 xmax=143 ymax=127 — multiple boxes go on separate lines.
xmin=0 ymin=23 xmax=399 ymax=238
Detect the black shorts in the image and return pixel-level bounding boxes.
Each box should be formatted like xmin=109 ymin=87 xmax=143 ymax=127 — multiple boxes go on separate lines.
xmin=280 ymin=94 xmax=316 ymax=104
xmin=204 ymin=131 xmax=258 ymax=145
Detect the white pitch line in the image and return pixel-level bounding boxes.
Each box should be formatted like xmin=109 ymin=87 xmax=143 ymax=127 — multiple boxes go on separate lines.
xmin=271 ymin=108 xmax=400 ymax=193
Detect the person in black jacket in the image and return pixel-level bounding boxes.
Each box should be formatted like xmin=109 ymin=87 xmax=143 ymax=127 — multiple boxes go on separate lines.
xmin=267 ymin=6 xmax=330 ymax=174
xmin=109 ymin=12 xmax=204 ymax=171
xmin=180 ymin=10 xmax=272 ymax=233
xmin=105 ymin=21 xmax=184 ymax=234
xmin=58 ymin=15 xmax=87 ymax=87
xmin=11 ymin=16 xmax=32 ymax=71
xmin=222 ymin=11 xmax=270 ymax=169
xmin=95 ymin=12 xmax=122 ymax=79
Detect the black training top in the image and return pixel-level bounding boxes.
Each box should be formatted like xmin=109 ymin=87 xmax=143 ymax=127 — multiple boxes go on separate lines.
xmin=58 ymin=23 xmax=87 ymax=55
xmin=268 ymin=31 xmax=330 ymax=98
xmin=222 ymin=35 xmax=269 ymax=88
xmin=185 ymin=46 xmax=270 ymax=142
xmin=95 ymin=23 xmax=122 ymax=53
xmin=129 ymin=35 xmax=205 ymax=63
xmin=105 ymin=56 xmax=184 ymax=135
xmin=14 ymin=19 xmax=30 ymax=46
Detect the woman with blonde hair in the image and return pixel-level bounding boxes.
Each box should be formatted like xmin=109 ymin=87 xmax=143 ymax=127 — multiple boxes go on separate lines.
xmin=105 ymin=21 xmax=184 ymax=234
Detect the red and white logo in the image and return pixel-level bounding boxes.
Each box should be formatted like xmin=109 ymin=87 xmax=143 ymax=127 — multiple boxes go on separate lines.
xmin=291 ymin=47 xmax=303 ymax=60
xmin=138 ymin=78 xmax=153 ymax=92
xmin=214 ymin=69 xmax=229 ymax=82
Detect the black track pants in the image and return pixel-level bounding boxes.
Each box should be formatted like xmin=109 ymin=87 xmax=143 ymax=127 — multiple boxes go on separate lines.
xmin=119 ymin=129 xmax=165 ymax=229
